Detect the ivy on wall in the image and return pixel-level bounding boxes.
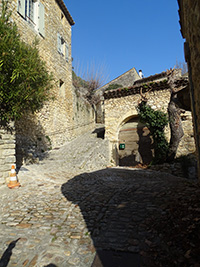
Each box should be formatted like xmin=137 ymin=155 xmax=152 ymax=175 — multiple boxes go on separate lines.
xmin=137 ymin=101 xmax=169 ymax=164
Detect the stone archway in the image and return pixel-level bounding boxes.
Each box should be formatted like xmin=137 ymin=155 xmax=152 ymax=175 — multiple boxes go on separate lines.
xmin=118 ymin=117 xmax=154 ymax=166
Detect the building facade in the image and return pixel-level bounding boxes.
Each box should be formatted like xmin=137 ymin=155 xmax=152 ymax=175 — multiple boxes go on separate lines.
xmin=0 ymin=0 xmax=95 ymax=175
xmin=11 ymin=0 xmax=75 ymax=147
xmin=103 ymin=72 xmax=194 ymax=166
xmin=178 ymin=0 xmax=200 ymax=178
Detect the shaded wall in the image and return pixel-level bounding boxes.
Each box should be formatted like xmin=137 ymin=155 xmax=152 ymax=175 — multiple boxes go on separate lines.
xmin=178 ymin=0 xmax=200 ymax=178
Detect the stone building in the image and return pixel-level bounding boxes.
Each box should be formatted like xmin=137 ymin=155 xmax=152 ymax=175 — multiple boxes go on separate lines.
xmin=12 ymin=0 xmax=95 ymax=150
xmin=103 ymin=71 xmax=195 ymax=166
xmin=95 ymin=67 xmax=140 ymax=123
xmin=178 ymin=0 xmax=200 ymax=178
xmin=0 ymin=0 xmax=95 ymax=181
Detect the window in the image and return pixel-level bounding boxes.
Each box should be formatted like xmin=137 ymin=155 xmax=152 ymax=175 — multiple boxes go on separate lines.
xmin=17 ymin=0 xmax=45 ymax=37
xmin=61 ymin=13 xmax=65 ymax=25
xmin=27 ymin=0 xmax=34 ymax=23
xmin=59 ymin=79 xmax=65 ymax=98
xmin=57 ymin=33 xmax=69 ymax=62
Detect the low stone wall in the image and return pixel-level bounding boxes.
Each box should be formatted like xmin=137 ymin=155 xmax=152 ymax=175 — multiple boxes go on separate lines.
xmin=0 ymin=123 xmax=16 ymax=185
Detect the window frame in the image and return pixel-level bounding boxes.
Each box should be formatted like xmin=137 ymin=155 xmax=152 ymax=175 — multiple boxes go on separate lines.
xmin=17 ymin=0 xmax=45 ymax=37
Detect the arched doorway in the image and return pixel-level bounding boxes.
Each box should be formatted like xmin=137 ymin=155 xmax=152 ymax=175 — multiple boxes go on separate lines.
xmin=118 ymin=117 xmax=154 ymax=166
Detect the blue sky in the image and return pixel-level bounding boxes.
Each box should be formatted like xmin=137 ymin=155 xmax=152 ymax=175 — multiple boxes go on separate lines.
xmin=64 ymin=0 xmax=185 ymax=85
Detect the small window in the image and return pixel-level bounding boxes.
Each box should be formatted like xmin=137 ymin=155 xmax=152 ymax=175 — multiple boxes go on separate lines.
xmin=59 ymin=79 xmax=64 ymax=87
xmin=61 ymin=37 xmax=65 ymax=56
xmin=65 ymin=43 xmax=69 ymax=62
xmin=61 ymin=13 xmax=65 ymax=25
xmin=57 ymin=33 xmax=69 ymax=62
xmin=59 ymin=79 xmax=65 ymax=98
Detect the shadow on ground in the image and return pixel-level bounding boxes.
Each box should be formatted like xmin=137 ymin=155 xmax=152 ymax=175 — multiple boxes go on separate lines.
xmin=61 ymin=167 xmax=176 ymax=266
xmin=0 ymin=239 xmax=58 ymax=267
xmin=0 ymin=239 xmax=20 ymax=267
xmin=61 ymin=167 xmax=200 ymax=266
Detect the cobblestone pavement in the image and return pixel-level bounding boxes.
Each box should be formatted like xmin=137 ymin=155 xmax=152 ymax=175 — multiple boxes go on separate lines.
xmin=0 ymin=132 xmax=200 ymax=266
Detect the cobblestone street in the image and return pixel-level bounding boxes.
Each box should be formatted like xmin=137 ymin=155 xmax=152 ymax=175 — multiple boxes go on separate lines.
xmin=0 ymin=132 xmax=200 ymax=266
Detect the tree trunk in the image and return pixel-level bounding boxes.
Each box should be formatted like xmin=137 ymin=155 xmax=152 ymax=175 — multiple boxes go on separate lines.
xmin=167 ymin=92 xmax=184 ymax=162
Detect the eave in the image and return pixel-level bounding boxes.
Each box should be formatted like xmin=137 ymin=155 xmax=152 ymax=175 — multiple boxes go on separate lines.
xmin=56 ymin=0 xmax=75 ymax=26
xmin=104 ymin=78 xmax=189 ymax=100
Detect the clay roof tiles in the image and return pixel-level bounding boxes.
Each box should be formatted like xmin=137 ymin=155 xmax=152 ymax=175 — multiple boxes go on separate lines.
xmin=104 ymin=76 xmax=189 ymax=100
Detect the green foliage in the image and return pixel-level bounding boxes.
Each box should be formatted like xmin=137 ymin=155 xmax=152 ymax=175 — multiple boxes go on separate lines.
xmin=105 ymin=83 xmax=123 ymax=91
xmin=0 ymin=0 xmax=53 ymax=123
xmin=137 ymin=101 xmax=169 ymax=164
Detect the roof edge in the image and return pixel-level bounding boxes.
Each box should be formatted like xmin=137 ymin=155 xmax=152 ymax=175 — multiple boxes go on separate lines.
xmin=104 ymin=76 xmax=188 ymax=100
xmin=56 ymin=0 xmax=75 ymax=26
xmin=98 ymin=67 xmax=140 ymax=91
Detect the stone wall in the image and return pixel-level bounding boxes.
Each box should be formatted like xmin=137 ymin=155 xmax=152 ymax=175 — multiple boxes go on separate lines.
xmin=0 ymin=123 xmax=15 ymax=184
xmin=178 ymin=0 xmax=200 ymax=178
xmin=104 ymin=88 xmax=195 ymax=165
xmin=71 ymin=88 xmax=95 ymax=138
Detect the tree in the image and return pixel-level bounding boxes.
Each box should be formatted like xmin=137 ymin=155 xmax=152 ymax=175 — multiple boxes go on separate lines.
xmin=72 ymin=61 xmax=108 ymax=105
xmin=166 ymin=69 xmax=184 ymax=162
xmin=175 ymin=60 xmax=188 ymax=75
xmin=0 ymin=0 xmax=53 ymax=124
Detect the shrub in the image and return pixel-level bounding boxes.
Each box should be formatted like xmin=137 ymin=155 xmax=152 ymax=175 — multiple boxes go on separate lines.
xmin=0 ymin=0 xmax=53 ymax=123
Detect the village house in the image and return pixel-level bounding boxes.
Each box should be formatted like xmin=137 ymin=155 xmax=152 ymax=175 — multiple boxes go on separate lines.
xmin=13 ymin=0 xmax=95 ymax=150
xmin=0 ymin=0 xmax=95 ymax=181
xmin=12 ymin=0 xmax=76 ymax=147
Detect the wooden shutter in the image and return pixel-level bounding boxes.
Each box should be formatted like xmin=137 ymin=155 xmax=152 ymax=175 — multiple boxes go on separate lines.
xmin=57 ymin=33 xmax=62 ymax=54
xmin=17 ymin=0 xmax=26 ymax=18
xmin=38 ymin=2 xmax=45 ymax=37
xmin=65 ymin=43 xmax=69 ymax=62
